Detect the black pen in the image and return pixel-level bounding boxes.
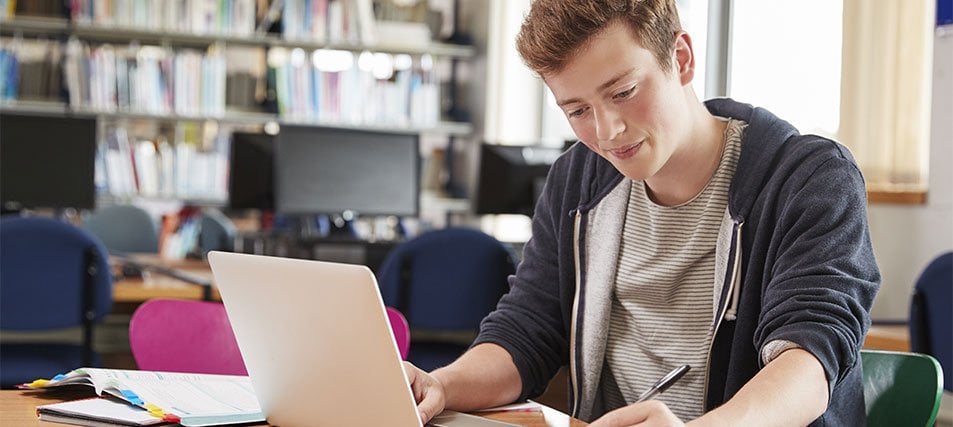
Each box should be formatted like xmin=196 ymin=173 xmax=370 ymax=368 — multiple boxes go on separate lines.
xmin=635 ymin=364 xmax=691 ymax=403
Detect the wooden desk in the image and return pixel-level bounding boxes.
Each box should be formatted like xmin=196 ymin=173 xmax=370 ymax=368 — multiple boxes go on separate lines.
xmin=111 ymin=255 xmax=219 ymax=304
xmin=0 ymin=390 xmax=587 ymax=426
xmin=863 ymin=324 xmax=911 ymax=352
xmin=113 ymin=273 xmax=219 ymax=303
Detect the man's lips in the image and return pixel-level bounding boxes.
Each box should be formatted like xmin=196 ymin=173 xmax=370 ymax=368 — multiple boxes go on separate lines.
xmin=607 ymin=142 xmax=643 ymax=160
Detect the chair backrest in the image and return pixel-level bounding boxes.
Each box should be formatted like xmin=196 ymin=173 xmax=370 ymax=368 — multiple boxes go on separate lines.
xmin=129 ymin=299 xmax=411 ymax=376
xmin=377 ymin=227 xmax=515 ymax=331
xmin=386 ymin=307 xmax=410 ymax=360
xmin=0 ymin=216 xmax=113 ymax=330
xmin=909 ymin=251 xmax=952 ymax=392
xmin=861 ymin=349 xmax=944 ymax=427
xmin=82 ymin=204 xmax=159 ymax=254
xmin=129 ymin=299 xmax=247 ymax=375
xmin=0 ymin=215 xmax=114 ymax=387
xmin=198 ymin=208 xmax=238 ymax=255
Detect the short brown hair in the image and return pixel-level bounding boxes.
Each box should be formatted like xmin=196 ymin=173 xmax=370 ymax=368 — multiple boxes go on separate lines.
xmin=515 ymin=0 xmax=682 ymax=76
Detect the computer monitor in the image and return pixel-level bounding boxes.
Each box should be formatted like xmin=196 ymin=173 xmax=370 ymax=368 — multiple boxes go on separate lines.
xmin=475 ymin=143 xmax=563 ymax=217
xmin=275 ymin=126 xmax=420 ymax=217
xmin=228 ymin=132 xmax=274 ymax=211
xmin=0 ymin=113 xmax=97 ymax=211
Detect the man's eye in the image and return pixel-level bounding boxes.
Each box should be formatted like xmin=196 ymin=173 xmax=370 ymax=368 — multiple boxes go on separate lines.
xmin=568 ymin=107 xmax=587 ymax=118
xmin=614 ymin=86 xmax=636 ymax=99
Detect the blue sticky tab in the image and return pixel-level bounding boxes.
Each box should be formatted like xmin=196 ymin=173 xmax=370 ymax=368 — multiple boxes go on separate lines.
xmin=120 ymin=389 xmax=144 ymax=406
xmin=51 ymin=374 xmax=66 ymax=381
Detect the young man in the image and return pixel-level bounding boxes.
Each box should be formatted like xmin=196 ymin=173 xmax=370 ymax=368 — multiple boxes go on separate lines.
xmin=404 ymin=0 xmax=880 ymax=425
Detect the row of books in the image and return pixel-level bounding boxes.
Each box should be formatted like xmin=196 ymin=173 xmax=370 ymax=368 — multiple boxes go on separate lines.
xmin=282 ymin=0 xmax=377 ymax=45
xmin=2 ymin=36 xmax=444 ymax=127
xmin=64 ymin=37 xmax=227 ymax=116
xmin=269 ymin=47 xmax=440 ymax=127
xmin=95 ymin=124 xmax=229 ymax=201
xmin=0 ymin=38 xmax=62 ymax=101
xmin=6 ymin=0 xmax=414 ymax=47
xmin=69 ymin=0 xmax=258 ymax=36
xmin=0 ymin=0 xmax=65 ymax=19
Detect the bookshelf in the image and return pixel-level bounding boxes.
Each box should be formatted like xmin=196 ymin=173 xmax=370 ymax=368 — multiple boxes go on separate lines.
xmin=0 ymin=1 xmax=477 ymax=213
xmin=0 ymin=98 xmax=473 ymax=135
xmin=0 ymin=16 xmax=476 ymax=60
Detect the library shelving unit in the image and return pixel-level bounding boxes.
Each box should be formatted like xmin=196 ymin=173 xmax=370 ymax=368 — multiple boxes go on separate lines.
xmin=0 ymin=7 xmax=476 ymax=211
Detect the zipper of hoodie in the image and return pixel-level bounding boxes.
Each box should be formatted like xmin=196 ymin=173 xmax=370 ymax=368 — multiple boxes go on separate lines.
xmin=702 ymin=219 xmax=744 ymax=408
xmin=569 ymin=209 xmax=583 ymax=419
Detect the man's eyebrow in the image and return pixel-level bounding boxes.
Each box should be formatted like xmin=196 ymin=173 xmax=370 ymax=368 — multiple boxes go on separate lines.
xmin=555 ymin=68 xmax=637 ymax=107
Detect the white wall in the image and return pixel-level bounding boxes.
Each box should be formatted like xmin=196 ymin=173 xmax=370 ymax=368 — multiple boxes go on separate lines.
xmin=482 ymin=0 xmax=540 ymax=145
xmin=866 ymin=26 xmax=953 ymax=321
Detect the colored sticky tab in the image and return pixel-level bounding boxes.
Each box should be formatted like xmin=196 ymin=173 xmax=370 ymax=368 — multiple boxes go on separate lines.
xmin=162 ymin=414 xmax=181 ymax=423
xmin=144 ymin=403 xmax=167 ymax=419
xmin=25 ymin=379 xmax=50 ymax=388
xmin=51 ymin=374 xmax=66 ymax=381
xmin=119 ymin=389 xmax=144 ymax=406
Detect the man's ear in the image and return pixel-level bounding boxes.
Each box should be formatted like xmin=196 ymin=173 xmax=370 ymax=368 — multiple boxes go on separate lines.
xmin=673 ymin=31 xmax=695 ymax=86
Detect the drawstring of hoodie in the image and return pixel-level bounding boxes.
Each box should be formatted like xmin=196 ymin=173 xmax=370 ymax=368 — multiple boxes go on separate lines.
xmin=725 ymin=222 xmax=744 ymax=321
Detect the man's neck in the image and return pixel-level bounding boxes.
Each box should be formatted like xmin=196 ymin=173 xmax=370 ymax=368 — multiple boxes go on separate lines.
xmin=645 ymin=99 xmax=728 ymax=207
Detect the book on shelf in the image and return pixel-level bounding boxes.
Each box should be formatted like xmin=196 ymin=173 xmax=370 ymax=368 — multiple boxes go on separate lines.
xmin=9 ymin=0 xmax=65 ymax=18
xmin=21 ymin=367 xmax=264 ymax=427
xmin=266 ymin=45 xmax=440 ymax=127
xmin=281 ymin=0 xmax=377 ymax=45
xmin=61 ymin=37 xmax=227 ymax=116
xmin=96 ymin=124 xmax=229 ymax=202
xmin=0 ymin=37 xmax=62 ymax=101
xmin=69 ymin=0 xmax=257 ymax=36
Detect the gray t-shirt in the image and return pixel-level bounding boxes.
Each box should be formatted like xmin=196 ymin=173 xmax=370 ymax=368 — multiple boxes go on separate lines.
xmin=600 ymin=118 xmax=746 ymax=420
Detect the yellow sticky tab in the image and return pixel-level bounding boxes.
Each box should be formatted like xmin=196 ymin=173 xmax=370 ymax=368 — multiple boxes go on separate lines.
xmin=26 ymin=379 xmax=50 ymax=388
xmin=144 ymin=403 xmax=165 ymax=418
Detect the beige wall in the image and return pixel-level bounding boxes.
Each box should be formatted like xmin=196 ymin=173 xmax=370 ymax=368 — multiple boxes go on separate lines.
xmin=867 ymin=27 xmax=953 ymax=321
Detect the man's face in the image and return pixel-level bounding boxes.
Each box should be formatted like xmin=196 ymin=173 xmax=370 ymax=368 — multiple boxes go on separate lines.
xmin=545 ymin=21 xmax=694 ymax=181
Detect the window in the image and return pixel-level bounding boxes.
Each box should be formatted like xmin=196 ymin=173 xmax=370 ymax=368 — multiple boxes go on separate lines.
xmin=729 ymin=0 xmax=842 ymax=138
xmin=729 ymin=0 xmax=935 ymax=199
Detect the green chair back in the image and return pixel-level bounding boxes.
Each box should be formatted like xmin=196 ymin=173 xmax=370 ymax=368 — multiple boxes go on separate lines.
xmin=862 ymin=349 xmax=944 ymax=427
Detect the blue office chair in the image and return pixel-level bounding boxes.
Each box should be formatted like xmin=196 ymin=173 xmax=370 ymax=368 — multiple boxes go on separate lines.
xmin=377 ymin=227 xmax=515 ymax=371
xmin=909 ymin=251 xmax=952 ymax=392
xmin=82 ymin=204 xmax=159 ymax=254
xmin=0 ymin=216 xmax=113 ymax=388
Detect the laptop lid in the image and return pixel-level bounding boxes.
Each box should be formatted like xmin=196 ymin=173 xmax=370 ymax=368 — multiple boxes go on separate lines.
xmin=207 ymin=251 xmax=421 ymax=427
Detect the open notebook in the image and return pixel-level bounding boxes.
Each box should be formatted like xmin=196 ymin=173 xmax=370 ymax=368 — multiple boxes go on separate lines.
xmin=22 ymin=367 xmax=263 ymax=426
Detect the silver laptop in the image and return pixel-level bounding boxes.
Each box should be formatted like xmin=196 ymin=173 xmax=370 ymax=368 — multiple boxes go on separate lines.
xmin=207 ymin=251 xmax=516 ymax=427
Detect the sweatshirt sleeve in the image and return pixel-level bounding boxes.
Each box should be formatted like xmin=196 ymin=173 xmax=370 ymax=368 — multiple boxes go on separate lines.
xmin=471 ymin=155 xmax=574 ymax=401
xmin=754 ymin=152 xmax=881 ymax=396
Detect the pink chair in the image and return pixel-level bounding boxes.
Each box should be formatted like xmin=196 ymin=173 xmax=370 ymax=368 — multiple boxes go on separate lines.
xmin=129 ymin=299 xmax=411 ymax=375
xmin=386 ymin=306 xmax=411 ymax=360
xmin=129 ymin=299 xmax=247 ymax=375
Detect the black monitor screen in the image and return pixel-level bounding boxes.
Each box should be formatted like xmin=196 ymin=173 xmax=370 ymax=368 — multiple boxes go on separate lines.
xmin=228 ymin=132 xmax=274 ymax=211
xmin=0 ymin=113 xmax=97 ymax=210
xmin=475 ymin=143 xmax=563 ymax=216
xmin=275 ymin=126 xmax=419 ymax=216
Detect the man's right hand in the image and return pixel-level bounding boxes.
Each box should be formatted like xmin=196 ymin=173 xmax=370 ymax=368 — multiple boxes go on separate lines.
xmin=403 ymin=362 xmax=447 ymax=423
